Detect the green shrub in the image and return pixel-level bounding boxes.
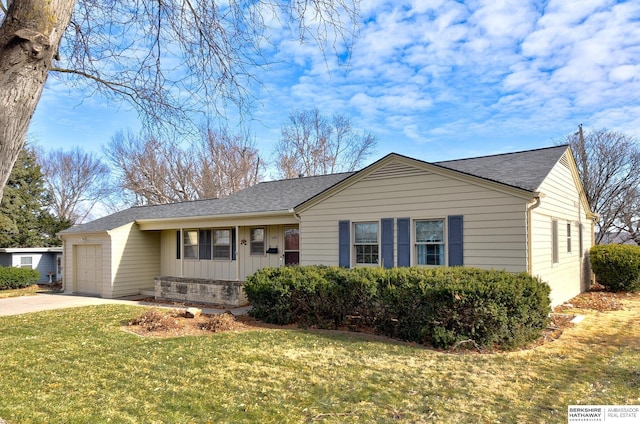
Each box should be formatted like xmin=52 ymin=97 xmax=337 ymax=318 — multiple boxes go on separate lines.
xmin=590 ymin=244 xmax=640 ymax=292
xmin=245 ymin=266 xmax=551 ymax=350
xmin=245 ymin=266 xmax=379 ymax=328
xmin=0 ymin=266 xmax=41 ymax=290
xmin=376 ymin=268 xmax=550 ymax=349
xmin=244 ymin=266 xmax=303 ymax=324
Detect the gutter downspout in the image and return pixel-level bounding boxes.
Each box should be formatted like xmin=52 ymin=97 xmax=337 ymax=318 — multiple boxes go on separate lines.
xmin=526 ymin=193 xmax=542 ymax=274
xmin=289 ymin=208 xmax=302 ymax=223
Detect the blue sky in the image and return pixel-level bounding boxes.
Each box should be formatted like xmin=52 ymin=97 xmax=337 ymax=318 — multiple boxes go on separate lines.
xmin=28 ymin=0 xmax=640 ymax=174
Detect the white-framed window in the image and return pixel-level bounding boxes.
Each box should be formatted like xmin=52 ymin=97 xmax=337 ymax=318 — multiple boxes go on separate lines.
xmin=567 ymin=222 xmax=572 ymax=254
xmin=20 ymin=256 xmax=33 ymax=269
xmin=213 ymin=229 xmax=231 ymax=260
xmin=415 ymin=219 xmax=445 ymax=266
xmin=183 ymin=230 xmax=198 ymax=259
xmin=354 ymin=222 xmax=379 ymax=265
xmin=250 ymin=228 xmax=265 ymax=255
xmin=552 ymin=219 xmax=559 ymax=264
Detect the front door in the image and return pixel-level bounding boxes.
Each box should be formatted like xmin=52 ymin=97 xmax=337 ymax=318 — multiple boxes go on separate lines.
xmin=284 ymin=227 xmax=299 ymax=266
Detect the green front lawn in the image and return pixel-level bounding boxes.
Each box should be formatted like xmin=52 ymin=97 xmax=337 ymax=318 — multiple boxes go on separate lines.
xmin=0 ymin=299 xmax=639 ymax=423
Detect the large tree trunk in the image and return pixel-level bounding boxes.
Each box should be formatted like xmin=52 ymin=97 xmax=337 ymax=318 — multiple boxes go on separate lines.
xmin=0 ymin=0 xmax=76 ymax=200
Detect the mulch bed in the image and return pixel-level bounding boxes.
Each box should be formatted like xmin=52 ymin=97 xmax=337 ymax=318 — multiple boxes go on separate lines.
xmin=125 ymin=286 xmax=636 ymax=351
xmin=553 ymin=284 xmax=630 ymax=313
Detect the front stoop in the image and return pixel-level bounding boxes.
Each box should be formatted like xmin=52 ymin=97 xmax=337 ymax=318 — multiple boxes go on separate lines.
xmin=153 ymin=276 xmax=248 ymax=308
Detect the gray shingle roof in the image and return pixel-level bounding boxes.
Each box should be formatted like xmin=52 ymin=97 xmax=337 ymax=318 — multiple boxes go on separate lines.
xmin=61 ymin=172 xmax=353 ymax=234
xmin=434 ymin=145 xmax=568 ymax=192
xmin=61 ymin=145 xmax=568 ymax=234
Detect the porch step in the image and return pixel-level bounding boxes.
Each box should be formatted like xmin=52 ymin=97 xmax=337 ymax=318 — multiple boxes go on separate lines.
xmin=139 ymin=288 xmax=156 ymax=297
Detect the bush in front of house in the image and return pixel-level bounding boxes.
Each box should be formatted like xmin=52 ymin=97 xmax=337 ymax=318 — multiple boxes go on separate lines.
xmin=0 ymin=266 xmax=41 ymax=290
xmin=375 ymin=268 xmax=551 ymax=349
xmin=590 ymin=244 xmax=640 ymax=292
xmin=245 ymin=266 xmax=551 ymax=349
xmin=245 ymin=266 xmax=379 ymax=328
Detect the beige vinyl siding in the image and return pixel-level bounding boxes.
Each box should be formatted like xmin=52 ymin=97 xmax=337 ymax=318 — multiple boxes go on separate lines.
xmin=530 ymin=153 xmax=593 ymax=306
xmin=107 ymin=223 xmax=161 ymax=298
xmin=160 ymin=225 xmax=289 ymax=281
xmin=299 ymin=161 xmax=530 ymax=272
xmin=160 ymin=229 xmax=236 ymax=281
xmin=62 ymin=233 xmax=111 ymax=297
xmin=238 ymin=226 xmax=284 ymax=280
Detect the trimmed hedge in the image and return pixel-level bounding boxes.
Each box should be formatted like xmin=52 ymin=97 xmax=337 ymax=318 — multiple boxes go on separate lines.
xmin=0 ymin=266 xmax=41 ymax=290
xmin=375 ymin=268 xmax=550 ymax=349
xmin=244 ymin=266 xmax=380 ymax=328
xmin=590 ymin=244 xmax=640 ymax=292
xmin=245 ymin=266 xmax=551 ymax=349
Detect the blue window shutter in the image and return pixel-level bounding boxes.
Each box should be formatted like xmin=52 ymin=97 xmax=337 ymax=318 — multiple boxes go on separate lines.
xmin=448 ymin=215 xmax=464 ymax=266
xmin=397 ymin=218 xmax=410 ymax=267
xmin=381 ymin=218 xmax=394 ymax=268
xmin=176 ymin=230 xmax=181 ymax=260
xmin=338 ymin=220 xmax=350 ymax=267
xmin=231 ymin=228 xmax=237 ymax=261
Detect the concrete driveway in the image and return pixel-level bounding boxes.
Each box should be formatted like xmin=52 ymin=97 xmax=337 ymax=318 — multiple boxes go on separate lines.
xmin=0 ymin=293 xmax=250 ymax=317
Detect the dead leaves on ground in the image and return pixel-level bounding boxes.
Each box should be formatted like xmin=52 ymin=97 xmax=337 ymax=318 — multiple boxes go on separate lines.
xmin=126 ymin=309 xmax=248 ymax=337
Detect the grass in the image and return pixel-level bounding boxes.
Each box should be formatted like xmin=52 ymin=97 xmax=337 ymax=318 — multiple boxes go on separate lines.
xmin=0 ymin=297 xmax=639 ymax=423
xmin=0 ymin=284 xmax=58 ymax=299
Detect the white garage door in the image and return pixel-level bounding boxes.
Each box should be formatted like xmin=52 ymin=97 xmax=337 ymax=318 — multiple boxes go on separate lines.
xmin=75 ymin=244 xmax=102 ymax=295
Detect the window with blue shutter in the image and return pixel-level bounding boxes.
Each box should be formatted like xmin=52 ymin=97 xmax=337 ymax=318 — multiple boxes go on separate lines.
xmin=381 ymin=218 xmax=394 ymax=268
xmin=448 ymin=215 xmax=464 ymax=266
xmin=397 ymin=218 xmax=410 ymax=267
xmin=338 ymin=220 xmax=350 ymax=267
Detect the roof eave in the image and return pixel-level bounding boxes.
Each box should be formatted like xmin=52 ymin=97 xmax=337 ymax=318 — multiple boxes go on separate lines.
xmin=137 ymin=209 xmax=297 ymax=230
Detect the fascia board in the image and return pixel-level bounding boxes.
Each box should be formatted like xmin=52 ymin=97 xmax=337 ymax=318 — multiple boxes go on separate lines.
xmin=137 ymin=210 xmax=297 ymax=231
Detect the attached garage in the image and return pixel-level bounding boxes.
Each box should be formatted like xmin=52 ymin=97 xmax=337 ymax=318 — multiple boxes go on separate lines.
xmin=74 ymin=244 xmax=103 ymax=296
xmin=60 ymin=209 xmax=162 ymax=299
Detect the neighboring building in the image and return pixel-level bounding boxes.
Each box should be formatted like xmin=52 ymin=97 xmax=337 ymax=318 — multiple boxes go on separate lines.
xmin=595 ymin=231 xmax=638 ymax=245
xmin=0 ymin=247 xmax=63 ymax=284
xmin=59 ymin=145 xmax=597 ymax=307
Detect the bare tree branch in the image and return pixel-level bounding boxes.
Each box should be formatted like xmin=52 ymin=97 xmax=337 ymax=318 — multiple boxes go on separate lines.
xmin=105 ymin=127 xmax=264 ymax=206
xmin=36 ymin=147 xmax=114 ymax=224
xmin=0 ymin=0 xmax=361 ymax=201
xmin=559 ymin=126 xmax=640 ymax=244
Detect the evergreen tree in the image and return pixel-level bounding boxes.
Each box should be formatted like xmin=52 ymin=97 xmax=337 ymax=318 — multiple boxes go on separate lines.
xmin=0 ymin=147 xmax=72 ymax=247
